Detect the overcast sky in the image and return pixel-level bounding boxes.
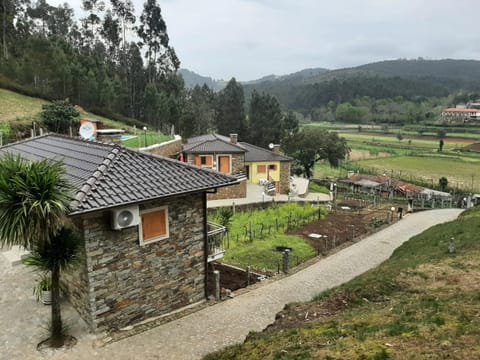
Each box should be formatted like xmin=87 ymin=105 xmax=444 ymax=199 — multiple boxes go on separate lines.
xmin=53 ymin=0 xmax=480 ymax=81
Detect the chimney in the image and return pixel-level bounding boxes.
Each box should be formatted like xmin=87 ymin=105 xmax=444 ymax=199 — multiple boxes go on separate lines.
xmin=230 ymin=133 xmax=238 ymax=144
xmin=272 ymin=144 xmax=280 ymax=154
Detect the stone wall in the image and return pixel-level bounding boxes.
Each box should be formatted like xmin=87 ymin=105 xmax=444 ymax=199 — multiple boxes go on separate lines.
xmin=62 ymin=221 xmax=93 ymax=328
xmin=141 ymin=135 xmax=182 ymax=158
xmin=72 ymin=193 xmax=206 ymax=333
xmin=279 ymin=161 xmax=291 ymax=194
xmin=207 ymin=179 xmax=246 ymax=200
xmin=230 ymin=153 xmax=245 ymax=174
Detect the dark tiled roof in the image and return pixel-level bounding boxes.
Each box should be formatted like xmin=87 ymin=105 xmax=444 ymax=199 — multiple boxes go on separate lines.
xmin=239 ymin=142 xmax=292 ymax=162
xmin=184 ymin=134 xmax=245 ymax=153
xmin=185 ymin=134 xmax=292 ymax=162
xmin=0 ymin=134 xmax=239 ymax=215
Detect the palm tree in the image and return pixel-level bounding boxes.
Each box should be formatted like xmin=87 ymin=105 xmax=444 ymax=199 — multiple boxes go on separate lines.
xmin=0 ymin=154 xmax=74 ymax=348
xmin=25 ymin=225 xmax=82 ymax=347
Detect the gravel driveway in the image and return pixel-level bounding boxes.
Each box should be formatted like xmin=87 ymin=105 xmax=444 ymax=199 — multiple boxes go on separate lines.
xmin=0 ymin=208 xmax=462 ymax=360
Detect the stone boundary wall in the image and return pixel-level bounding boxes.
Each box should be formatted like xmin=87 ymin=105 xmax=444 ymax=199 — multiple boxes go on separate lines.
xmin=140 ymin=135 xmax=182 ymax=158
xmin=207 ymin=179 xmax=246 ymax=200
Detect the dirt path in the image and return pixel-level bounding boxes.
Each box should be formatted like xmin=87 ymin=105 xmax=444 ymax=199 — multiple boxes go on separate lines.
xmin=2 ymin=209 xmax=462 ymax=360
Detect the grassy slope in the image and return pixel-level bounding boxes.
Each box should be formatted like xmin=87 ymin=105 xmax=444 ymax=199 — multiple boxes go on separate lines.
xmin=0 ymin=88 xmax=173 ymax=147
xmin=0 ymin=88 xmax=127 ymax=128
xmin=0 ymin=88 xmax=48 ymax=123
xmin=205 ymin=208 xmax=480 ymax=360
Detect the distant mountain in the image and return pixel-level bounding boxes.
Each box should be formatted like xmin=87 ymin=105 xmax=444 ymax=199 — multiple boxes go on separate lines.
xmin=179 ymin=67 xmax=330 ymax=91
xmin=243 ymin=67 xmax=330 ymax=85
xmin=181 ymin=59 xmax=480 ymax=114
xmin=178 ymin=69 xmax=227 ymax=91
xmin=242 ymin=59 xmax=480 ymax=113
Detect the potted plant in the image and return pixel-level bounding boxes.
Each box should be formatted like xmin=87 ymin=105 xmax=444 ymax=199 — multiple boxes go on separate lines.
xmin=34 ymin=273 xmax=52 ymax=305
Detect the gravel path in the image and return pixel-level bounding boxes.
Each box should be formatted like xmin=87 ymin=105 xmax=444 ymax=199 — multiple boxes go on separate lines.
xmin=1 ymin=209 xmax=462 ymax=360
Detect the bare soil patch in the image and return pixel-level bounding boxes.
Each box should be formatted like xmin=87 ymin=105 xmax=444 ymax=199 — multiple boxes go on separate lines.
xmin=287 ymin=201 xmax=395 ymax=254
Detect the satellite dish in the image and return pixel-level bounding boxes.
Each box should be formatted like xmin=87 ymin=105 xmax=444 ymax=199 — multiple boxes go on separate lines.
xmin=117 ymin=210 xmax=134 ymax=227
xmin=268 ymin=143 xmax=274 ymax=149
xmin=79 ymin=122 xmax=95 ymax=139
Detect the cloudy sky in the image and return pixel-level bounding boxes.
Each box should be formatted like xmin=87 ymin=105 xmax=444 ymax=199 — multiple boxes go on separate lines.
xmin=53 ymin=0 xmax=480 ymax=81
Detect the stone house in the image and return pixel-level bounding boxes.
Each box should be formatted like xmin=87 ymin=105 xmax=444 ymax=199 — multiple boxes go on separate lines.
xmin=183 ymin=134 xmax=292 ymax=198
xmin=0 ymin=134 xmax=238 ymax=333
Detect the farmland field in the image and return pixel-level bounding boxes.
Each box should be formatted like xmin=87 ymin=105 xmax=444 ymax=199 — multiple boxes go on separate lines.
xmin=356 ymin=156 xmax=480 ymax=191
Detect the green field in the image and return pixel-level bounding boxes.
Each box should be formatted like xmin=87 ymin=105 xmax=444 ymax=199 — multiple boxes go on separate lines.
xmin=340 ymin=132 xmax=472 ymax=152
xmin=210 ymin=203 xmax=325 ymax=271
xmin=122 ymin=131 xmax=172 ymax=148
xmin=205 ymin=208 xmax=480 ymax=360
xmin=355 ymin=156 xmax=480 ymax=192
xmin=306 ymin=123 xmax=480 ymax=193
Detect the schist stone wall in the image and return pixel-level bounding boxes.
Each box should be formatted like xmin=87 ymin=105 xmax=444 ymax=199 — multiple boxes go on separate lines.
xmin=67 ymin=193 xmax=206 ymax=333
xmin=279 ymin=161 xmax=291 ymax=194
xmin=207 ymin=179 xmax=246 ymax=200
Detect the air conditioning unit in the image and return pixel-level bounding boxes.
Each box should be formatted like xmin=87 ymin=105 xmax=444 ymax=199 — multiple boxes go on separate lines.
xmin=111 ymin=205 xmax=140 ymax=230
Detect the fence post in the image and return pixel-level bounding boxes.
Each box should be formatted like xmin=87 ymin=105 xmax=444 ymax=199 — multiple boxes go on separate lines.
xmin=282 ymin=250 xmax=290 ymax=273
xmin=213 ymin=270 xmax=220 ymax=300
xmin=250 ymin=221 xmax=253 ymax=241
xmin=246 ymin=266 xmax=251 ymax=286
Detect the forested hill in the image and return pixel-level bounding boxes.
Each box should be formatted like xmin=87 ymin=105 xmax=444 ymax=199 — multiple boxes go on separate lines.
xmin=179 ymin=67 xmax=330 ymax=91
xmin=242 ymin=59 xmax=480 ymax=115
xmin=356 ymin=59 xmax=480 ymax=82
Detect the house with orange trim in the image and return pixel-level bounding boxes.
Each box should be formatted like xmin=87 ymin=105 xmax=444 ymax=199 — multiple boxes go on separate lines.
xmin=183 ymin=134 xmax=292 ymax=199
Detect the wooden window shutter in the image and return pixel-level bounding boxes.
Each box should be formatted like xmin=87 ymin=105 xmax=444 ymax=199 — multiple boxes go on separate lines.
xmin=257 ymin=165 xmax=266 ymax=173
xmin=205 ymin=156 xmax=213 ymax=166
xmin=195 ymin=156 xmax=201 ymax=166
xmin=142 ymin=209 xmax=167 ymax=241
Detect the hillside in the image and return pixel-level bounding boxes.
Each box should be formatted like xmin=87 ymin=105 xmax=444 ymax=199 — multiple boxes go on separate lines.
xmin=241 ymin=59 xmax=480 ymax=114
xmin=357 ymin=59 xmax=480 ymax=82
xmin=0 ymin=88 xmax=48 ymax=123
xmin=178 ymin=69 xmax=228 ymax=91
xmin=0 ymin=88 xmax=133 ymax=141
xmin=205 ymin=207 xmax=480 ymax=359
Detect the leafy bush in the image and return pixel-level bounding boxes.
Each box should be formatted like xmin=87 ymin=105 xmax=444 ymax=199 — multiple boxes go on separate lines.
xmin=41 ymin=99 xmax=79 ymax=134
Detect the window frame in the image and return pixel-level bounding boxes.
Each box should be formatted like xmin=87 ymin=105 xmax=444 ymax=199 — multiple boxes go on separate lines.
xmin=257 ymin=164 xmax=266 ymax=174
xmin=139 ymin=206 xmax=170 ymax=246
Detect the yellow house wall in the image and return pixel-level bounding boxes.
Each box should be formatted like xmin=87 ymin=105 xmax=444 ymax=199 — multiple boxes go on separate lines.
xmin=246 ymin=161 xmax=281 ymax=183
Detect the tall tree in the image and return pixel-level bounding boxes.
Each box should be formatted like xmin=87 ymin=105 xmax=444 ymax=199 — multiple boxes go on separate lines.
xmin=0 ymin=155 xmax=73 ymax=347
xmin=109 ymin=0 xmax=135 ymax=55
xmin=247 ymin=90 xmax=283 ymax=147
xmin=81 ymin=0 xmax=104 ymax=41
xmin=215 ymin=78 xmax=246 ymax=137
xmin=137 ymin=0 xmax=173 ymax=80
xmin=100 ymin=9 xmax=120 ymax=59
xmin=283 ymin=128 xmax=350 ymax=178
